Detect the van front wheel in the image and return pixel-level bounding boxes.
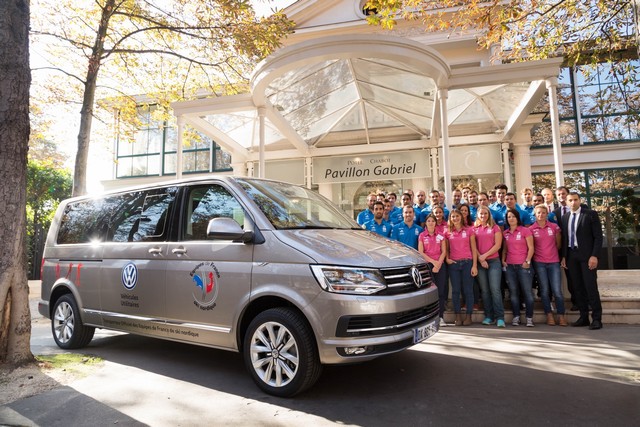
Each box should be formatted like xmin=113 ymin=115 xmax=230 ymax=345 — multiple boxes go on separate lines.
xmin=243 ymin=308 xmax=321 ymax=397
xmin=51 ymin=294 xmax=95 ymax=349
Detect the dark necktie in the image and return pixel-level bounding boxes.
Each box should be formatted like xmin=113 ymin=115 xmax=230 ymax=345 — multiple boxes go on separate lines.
xmin=570 ymin=213 xmax=577 ymax=249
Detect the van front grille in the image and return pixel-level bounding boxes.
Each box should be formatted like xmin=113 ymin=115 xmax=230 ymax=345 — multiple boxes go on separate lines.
xmin=335 ymin=301 xmax=439 ymax=337
xmin=377 ymin=263 xmax=434 ymax=296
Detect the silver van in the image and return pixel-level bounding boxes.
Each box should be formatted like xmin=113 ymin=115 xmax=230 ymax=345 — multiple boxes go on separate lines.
xmin=39 ymin=177 xmax=439 ymax=396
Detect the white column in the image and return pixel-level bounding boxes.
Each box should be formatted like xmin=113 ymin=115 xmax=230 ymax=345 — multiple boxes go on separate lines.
xmin=546 ymin=77 xmax=565 ymax=187
xmin=438 ymin=89 xmax=452 ymax=207
xmin=258 ymin=106 xmax=266 ymax=178
xmin=176 ymin=116 xmax=184 ymax=180
xmin=501 ymin=142 xmax=512 ymax=191
xmin=305 ymin=157 xmax=312 ymax=188
xmin=572 ymin=67 xmax=585 ymax=145
xmin=430 ymin=147 xmax=439 ymax=190
xmin=512 ymin=143 xmax=533 ymax=192
xmin=232 ymin=161 xmax=248 ymax=177
xmin=512 ymin=128 xmax=534 ymax=192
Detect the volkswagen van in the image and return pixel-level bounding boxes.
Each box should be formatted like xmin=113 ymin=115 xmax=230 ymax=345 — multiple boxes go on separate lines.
xmin=39 ymin=177 xmax=439 ymax=396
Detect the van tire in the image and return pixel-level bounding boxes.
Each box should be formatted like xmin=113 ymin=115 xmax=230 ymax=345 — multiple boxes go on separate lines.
xmin=243 ymin=307 xmax=322 ymax=397
xmin=51 ymin=294 xmax=95 ymax=349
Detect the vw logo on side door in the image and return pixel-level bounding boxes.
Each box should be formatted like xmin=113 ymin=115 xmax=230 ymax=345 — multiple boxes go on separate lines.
xmin=122 ymin=262 xmax=138 ymax=290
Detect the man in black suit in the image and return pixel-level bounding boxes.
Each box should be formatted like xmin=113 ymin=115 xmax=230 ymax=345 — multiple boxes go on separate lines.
xmin=553 ymin=186 xmax=578 ymax=310
xmin=560 ymin=192 xmax=604 ymax=329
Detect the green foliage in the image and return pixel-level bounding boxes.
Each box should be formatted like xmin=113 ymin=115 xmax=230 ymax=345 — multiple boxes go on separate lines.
xmin=26 ymin=160 xmax=73 ymax=277
xmin=30 ymin=0 xmax=295 ymax=195
xmin=364 ymin=1 xmax=636 ymax=66
xmin=27 ymin=160 xmax=73 ymax=222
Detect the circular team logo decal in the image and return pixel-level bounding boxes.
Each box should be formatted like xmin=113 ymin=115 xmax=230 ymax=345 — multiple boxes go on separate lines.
xmin=121 ymin=262 xmax=138 ymax=290
xmin=190 ymin=262 xmax=220 ymax=310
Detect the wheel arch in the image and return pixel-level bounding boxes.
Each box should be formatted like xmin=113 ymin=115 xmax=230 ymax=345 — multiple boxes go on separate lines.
xmin=49 ymin=281 xmax=77 ymax=318
xmin=237 ymin=296 xmax=316 ymax=354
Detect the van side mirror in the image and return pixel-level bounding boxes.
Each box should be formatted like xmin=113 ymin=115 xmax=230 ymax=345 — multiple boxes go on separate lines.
xmin=207 ymin=217 xmax=253 ymax=243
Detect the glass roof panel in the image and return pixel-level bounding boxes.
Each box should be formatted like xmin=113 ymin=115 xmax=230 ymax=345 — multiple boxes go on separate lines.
xmin=267 ymin=60 xmax=353 ymax=116
xmin=370 ymin=103 xmax=431 ymax=134
xmin=363 ymin=103 xmax=406 ymax=130
xmin=203 ymin=111 xmax=284 ymax=148
xmin=265 ymin=59 xmax=339 ymax=95
xmin=481 ymin=82 xmax=531 ymax=123
xmin=448 ymin=89 xmax=476 ymax=110
xmin=331 ymin=103 xmax=366 ymax=132
xmin=449 ymin=99 xmax=494 ymax=125
xmin=358 ymin=81 xmax=432 ymax=119
xmin=284 ymin=81 xmax=359 ymax=141
xmin=465 ymin=85 xmax=505 ymax=97
xmin=303 ymin=102 xmax=360 ymax=146
xmin=352 ymin=58 xmax=437 ymax=98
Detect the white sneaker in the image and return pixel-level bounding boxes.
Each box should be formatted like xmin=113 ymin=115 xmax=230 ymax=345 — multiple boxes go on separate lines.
xmin=439 ymin=317 xmax=447 ymax=327
xmin=526 ymin=317 xmax=535 ymax=327
xmin=512 ymin=316 xmax=521 ymax=326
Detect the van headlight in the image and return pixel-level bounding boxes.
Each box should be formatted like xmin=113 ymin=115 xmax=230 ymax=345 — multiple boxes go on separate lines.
xmin=310 ymin=265 xmax=386 ymax=295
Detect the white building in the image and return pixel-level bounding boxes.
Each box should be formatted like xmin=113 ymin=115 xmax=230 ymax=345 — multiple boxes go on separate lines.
xmin=105 ymin=0 xmax=639 ymax=263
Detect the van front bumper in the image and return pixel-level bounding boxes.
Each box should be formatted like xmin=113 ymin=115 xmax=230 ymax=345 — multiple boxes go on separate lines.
xmin=310 ymin=286 xmax=440 ymax=364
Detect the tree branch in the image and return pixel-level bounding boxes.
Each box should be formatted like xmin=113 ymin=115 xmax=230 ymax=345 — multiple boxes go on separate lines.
xmin=31 ymin=66 xmax=86 ymax=85
xmin=107 ymin=47 xmax=234 ymax=68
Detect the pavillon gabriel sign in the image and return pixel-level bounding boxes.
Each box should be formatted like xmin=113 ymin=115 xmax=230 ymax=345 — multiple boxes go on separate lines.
xmin=313 ymin=151 xmax=430 ymax=184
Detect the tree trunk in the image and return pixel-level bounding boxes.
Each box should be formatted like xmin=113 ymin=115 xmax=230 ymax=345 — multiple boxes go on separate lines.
xmin=0 ymin=0 xmax=34 ymax=365
xmin=72 ymin=0 xmax=115 ymax=196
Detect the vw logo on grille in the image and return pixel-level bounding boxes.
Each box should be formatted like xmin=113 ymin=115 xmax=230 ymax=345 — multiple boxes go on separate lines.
xmin=410 ymin=266 xmax=423 ymax=288
xmin=122 ymin=262 xmax=138 ymax=290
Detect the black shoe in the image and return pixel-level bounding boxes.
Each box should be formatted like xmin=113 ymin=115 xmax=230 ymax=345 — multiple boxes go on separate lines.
xmin=570 ymin=305 xmax=579 ymax=311
xmin=572 ymin=318 xmax=590 ymax=327
xmin=589 ymin=320 xmax=603 ymax=330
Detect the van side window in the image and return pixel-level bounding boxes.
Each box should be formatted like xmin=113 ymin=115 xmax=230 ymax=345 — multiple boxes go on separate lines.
xmin=56 ymin=187 xmax=176 ymax=244
xmin=110 ymin=188 xmax=176 ymax=242
xmin=57 ymin=199 xmax=111 ymax=244
xmin=183 ymin=185 xmax=245 ymax=241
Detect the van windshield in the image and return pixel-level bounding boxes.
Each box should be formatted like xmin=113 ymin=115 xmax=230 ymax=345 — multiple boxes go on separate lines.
xmin=237 ymin=179 xmax=360 ymax=230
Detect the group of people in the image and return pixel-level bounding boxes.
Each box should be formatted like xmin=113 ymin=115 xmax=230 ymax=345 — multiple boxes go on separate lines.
xmin=357 ymin=184 xmax=604 ymax=330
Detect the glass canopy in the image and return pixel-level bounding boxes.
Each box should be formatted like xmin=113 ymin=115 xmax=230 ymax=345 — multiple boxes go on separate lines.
xmin=172 ymin=35 xmax=561 ymax=159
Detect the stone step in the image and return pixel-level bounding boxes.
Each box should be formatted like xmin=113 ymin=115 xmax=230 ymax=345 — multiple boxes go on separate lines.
xmin=442 ymin=309 xmax=640 ymax=326
xmin=598 ymin=269 xmax=640 ymax=286
xmin=442 ymin=296 xmax=640 ymax=324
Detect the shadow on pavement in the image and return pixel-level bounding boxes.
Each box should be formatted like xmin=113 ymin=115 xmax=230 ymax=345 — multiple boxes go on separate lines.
xmin=10 ymin=325 xmax=640 ymax=426
xmin=5 ymin=386 xmax=146 ymax=427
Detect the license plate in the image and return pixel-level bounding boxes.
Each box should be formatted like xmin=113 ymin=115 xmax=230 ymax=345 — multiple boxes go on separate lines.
xmin=413 ymin=320 xmax=439 ymax=344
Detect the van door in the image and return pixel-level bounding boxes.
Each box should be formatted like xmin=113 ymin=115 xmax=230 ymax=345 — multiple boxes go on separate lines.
xmin=165 ymin=183 xmax=253 ymax=349
xmin=99 ymin=187 xmax=177 ymax=337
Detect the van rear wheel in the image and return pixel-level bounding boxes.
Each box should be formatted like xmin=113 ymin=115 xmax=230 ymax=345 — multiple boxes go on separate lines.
xmin=52 ymin=294 xmax=95 ymax=349
xmin=244 ymin=307 xmax=321 ymax=397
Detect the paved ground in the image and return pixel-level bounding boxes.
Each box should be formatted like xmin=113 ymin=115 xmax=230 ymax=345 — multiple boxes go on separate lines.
xmin=2 ymin=282 xmax=639 ymax=426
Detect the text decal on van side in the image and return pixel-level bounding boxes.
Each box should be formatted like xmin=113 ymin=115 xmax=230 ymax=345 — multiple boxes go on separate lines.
xmin=122 ymin=262 xmax=138 ymax=290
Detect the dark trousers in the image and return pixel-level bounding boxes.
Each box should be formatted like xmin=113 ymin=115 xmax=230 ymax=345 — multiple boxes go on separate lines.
xmin=566 ymin=249 xmax=602 ymax=321
xmin=565 ymin=267 xmax=577 ymax=306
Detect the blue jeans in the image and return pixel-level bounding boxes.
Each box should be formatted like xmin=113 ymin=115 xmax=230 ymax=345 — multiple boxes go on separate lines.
xmin=533 ymin=261 xmax=565 ymax=315
xmin=505 ymin=264 xmax=534 ymax=318
xmin=449 ymin=259 xmax=474 ymax=314
xmin=429 ymin=263 xmax=448 ymax=318
xmin=476 ymin=258 xmax=504 ymax=320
